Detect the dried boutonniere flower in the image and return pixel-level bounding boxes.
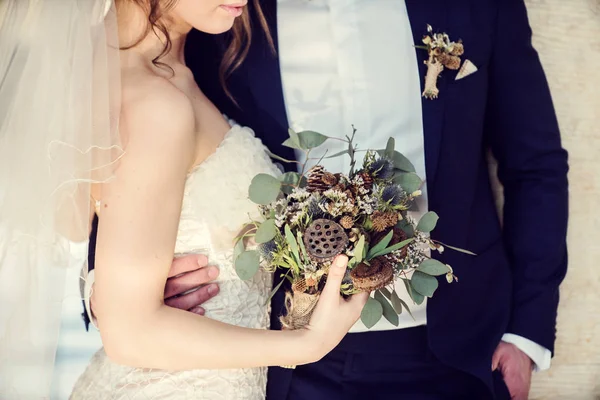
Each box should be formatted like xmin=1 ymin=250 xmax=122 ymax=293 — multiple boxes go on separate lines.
xmin=417 ymin=24 xmax=465 ymax=99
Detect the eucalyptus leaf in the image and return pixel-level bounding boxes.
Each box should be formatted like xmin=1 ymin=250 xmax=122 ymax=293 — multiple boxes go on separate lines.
xmin=280 ymin=172 xmax=307 ymax=194
xmin=410 ymin=271 xmax=439 ymax=297
xmin=297 ymin=130 xmax=329 ymax=149
xmin=361 ymin=297 xmax=383 ymax=329
xmin=396 ymin=218 xmax=415 ymax=237
xmin=354 ymin=235 xmax=366 ymax=263
xmin=392 ymin=291 xmax=415 ymax=320
xmin=249 ymin=174 xmax=282 ymax=205
xmin=385 ymin=137 xmax=395 ymax=159
xmin=325 ymin=149 xmax=350 ymax=159
xmin=233 ymin=238 xmax=245 ymax=262
xmin=369 ymin=238 xmax=414 ymax=258
xmin=411 ymin=289 xmax=425 ymax=305
xmin=235 ymin=250 xmax=260 ymax=281
xmin=288 ymin=128 xmax=301 ymax=146
xmin=417 ymin=259 xmax=450 ymax=276
xmin=379 ymin=287 xmax=392 ymax=300
xmin=254 ymin=219 xmax=277 ymax=244
xmin=366 ymin=230 xmax=394 ymax=260
xmin=285 ymin=225 xmax=300 ymax=264
xmin=375 ymin=291 xmax=399 ymax=327
xmin=282 ymin=138 xmax=303 ymax=150
xmin=378 ymin=150 xmax=416 ymax=172
xmin=265 ymin=149 xmax=297 ymax=164
xmin=416 ymin=211 xmax=439 ymax=233
xmin=402 ymin=278 xmax=425 ymax=305
xmin=390 ymin=290 xmax=404 ymax=314
xmin=393 ymin=172 xmax=423 ymax=194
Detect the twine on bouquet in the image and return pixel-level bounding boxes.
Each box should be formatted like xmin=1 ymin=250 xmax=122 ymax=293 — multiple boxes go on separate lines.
xmin=279 ymin=290 xmax=320 ymax=369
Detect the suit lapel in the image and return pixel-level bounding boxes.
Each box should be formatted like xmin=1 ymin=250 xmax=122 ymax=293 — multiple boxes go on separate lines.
xmin=405 ymin=0 xmax=448 ymax=192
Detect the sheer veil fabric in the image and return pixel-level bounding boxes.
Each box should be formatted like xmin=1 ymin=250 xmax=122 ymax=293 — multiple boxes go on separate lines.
xmin=0 ymin=0 xmax=122 ymax=397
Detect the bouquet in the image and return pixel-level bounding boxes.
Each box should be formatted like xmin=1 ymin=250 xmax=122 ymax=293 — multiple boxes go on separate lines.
xmin=234 ymin=128 xmax=473 ymax=330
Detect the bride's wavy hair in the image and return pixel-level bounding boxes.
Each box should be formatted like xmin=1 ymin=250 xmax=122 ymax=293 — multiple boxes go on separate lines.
xmin=117 ymin=0 xmax=274 ymax=99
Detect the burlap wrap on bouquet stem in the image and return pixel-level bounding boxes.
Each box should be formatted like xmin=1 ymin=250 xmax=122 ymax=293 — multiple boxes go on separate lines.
xmin=278 ymin=290 xmax=320 ymax=369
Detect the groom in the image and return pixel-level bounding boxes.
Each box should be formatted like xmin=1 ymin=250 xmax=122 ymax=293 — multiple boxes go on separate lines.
xmin=84 ymin=0 xmax=567 ymax=398
xmin=185 ymin=0 xmax=568 ymax=398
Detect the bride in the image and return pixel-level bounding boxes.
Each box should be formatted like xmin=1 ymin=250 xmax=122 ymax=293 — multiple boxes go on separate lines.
xmin=0 ymin=0 xmax=367 ymax=398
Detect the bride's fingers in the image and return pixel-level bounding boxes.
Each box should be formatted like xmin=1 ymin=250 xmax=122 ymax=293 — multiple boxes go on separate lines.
xmin=320 ymin=255 xmax=348 ymax=301
xmin=347 ymin=291 xmax=369 ymax=308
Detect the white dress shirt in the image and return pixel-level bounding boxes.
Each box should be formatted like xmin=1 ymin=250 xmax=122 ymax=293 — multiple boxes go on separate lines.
xmin=277 ymin=0 xmax=551 ymax=370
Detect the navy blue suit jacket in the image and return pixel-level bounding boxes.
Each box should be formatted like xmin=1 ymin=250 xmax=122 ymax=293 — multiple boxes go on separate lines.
xmin=185 ymin=0 xmax=568 ymax=392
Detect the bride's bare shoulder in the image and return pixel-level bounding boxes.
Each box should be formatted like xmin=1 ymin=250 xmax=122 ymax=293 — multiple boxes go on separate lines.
xmin=118 ymin=70 xmax=195 ymax=142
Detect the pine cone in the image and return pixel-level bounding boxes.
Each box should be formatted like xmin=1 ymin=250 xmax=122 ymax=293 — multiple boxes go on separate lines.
xmin=322 ymin=172 xmax=338 ymax=186
xmin=350 ymin=257 xmax=394 ymax=292
xmin=371 ymin=211 xmax=399 ymax=233
xmin=292 ymin=278 xmax=307 ymax=293
xmin=307 ymin=165 xmax=329 ymax=193
xmin=339 ymin=215 xmax=354 ymax=229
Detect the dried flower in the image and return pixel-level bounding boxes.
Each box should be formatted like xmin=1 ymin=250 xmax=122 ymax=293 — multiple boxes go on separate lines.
xmin=307 ymin=165 xmax=329 ymax=193
xmin=257 ymin=240 xmax=278 ymax=262
xmin=307 ymin=196 xmax=329 ymax=219
xmin=439 ymin=54 xmax=461 ymax=70
xmin=450 ymin=42 xmax=464 ymax=56
xmin=322 ymin=172 xmax=338 ymax=186
xmin=371 ymin=211 xmax=399 ymax=232
xmin=419 ymin=25 xmax=465 ymax=99
xmin=367 ymin=158 xmax=394 ymax=180
xmin=350 ymin=257 xmax=394 ymax=292
xmin=339 ymin=215 xmax=354 ymax=229
xmin=381 ymin=185 xmax=404 ymax=206
xmin=305 ymin=275 xmax=318 ymax=287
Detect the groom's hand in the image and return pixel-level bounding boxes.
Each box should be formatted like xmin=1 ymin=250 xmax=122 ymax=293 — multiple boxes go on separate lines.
xmin=492 ymin=342 xmax=533 ymax=400
xmin=164 ymin=254 xmax=220 ymax=315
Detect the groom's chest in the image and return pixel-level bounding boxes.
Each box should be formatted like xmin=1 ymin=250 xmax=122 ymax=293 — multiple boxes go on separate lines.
xmin=276 ymin=0 xmax=423 ymax=168
xmin=242 ymin=0 xmax=495 ymax=130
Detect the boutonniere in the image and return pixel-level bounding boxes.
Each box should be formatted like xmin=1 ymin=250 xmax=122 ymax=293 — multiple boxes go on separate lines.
xmin=416 ymin=24 xmax=478 ymax=99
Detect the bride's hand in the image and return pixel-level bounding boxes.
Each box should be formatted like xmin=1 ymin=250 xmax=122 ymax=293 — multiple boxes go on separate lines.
xmin=303 ymin=255 xmax=369 ymax=362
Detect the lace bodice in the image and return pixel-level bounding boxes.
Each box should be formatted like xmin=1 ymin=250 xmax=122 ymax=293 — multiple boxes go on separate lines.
xmin=71 ymin=125 xmax=281 ymax=400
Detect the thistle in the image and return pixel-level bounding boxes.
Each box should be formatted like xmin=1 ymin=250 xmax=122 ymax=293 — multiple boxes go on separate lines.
xmin=381 ymin=184 xmax=404 ymax=206
xmin=367 ymin=158 xmax=394 ymax=180
xmin=257 ymin=240 xmax=278 ymax=262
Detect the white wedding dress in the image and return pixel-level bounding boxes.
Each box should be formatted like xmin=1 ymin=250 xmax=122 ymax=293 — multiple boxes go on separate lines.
xmin=70 ymin=125 xmax=280 ymax=400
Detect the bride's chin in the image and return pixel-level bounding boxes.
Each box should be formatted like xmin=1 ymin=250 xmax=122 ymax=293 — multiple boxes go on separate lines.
xmin=193 ymin=17 xmax=237 ymax=35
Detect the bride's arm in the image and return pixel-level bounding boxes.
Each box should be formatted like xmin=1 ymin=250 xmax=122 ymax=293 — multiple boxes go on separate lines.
xmin=93 ymin=79 xmax=363 ymax=370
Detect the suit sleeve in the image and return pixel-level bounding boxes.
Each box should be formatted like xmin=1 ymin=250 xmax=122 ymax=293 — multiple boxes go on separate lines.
xmin=485 ymin=0 xmax=569 ymax=354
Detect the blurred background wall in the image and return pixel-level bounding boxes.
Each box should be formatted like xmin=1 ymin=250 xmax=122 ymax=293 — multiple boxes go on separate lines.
xmin=491 ymin=0 xmax=600 ymax=398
